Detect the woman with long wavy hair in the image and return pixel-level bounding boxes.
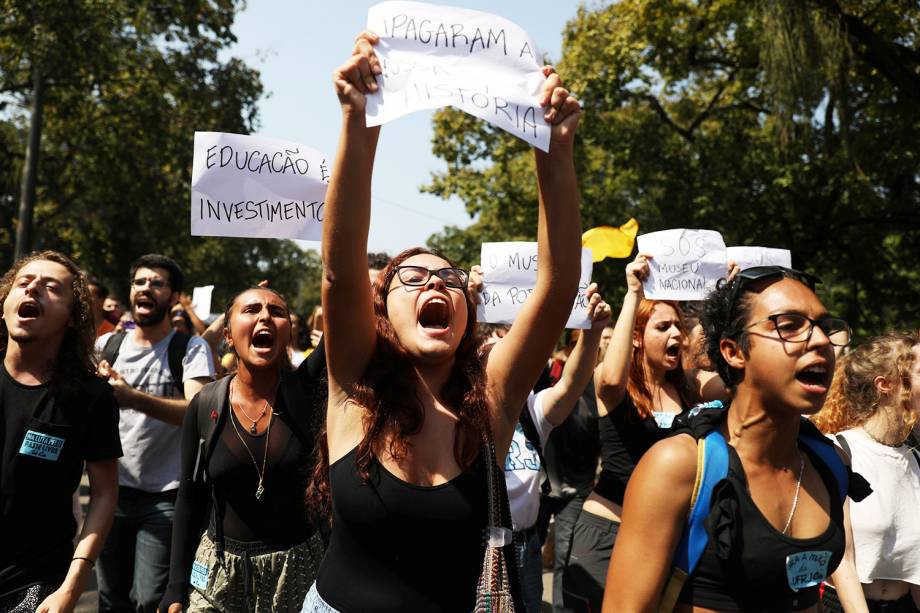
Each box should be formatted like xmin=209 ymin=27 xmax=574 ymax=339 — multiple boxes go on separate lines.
xmin=300 ymin=31 xmax=583 ymax=612
xmin=813 ymin=333 xmax=920 ymax=612
xmin=562 ymin=254 xmax=724 ymax=611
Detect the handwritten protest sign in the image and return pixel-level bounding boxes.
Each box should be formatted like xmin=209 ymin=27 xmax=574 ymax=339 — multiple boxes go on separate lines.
xmin=636 ymin=229 xmax=727 ymax=300
xmin=477 ymin=242 xmax=593 ymax=329
xmin=190 ymin=132 xmax=329 ymax=241
xmin=191 ymin=285 xmax=214 ymax=320
xmin=727 ymin=246 xmax=792 ymax=271
xmin=365 ymin=1 xmax=550 ymax=151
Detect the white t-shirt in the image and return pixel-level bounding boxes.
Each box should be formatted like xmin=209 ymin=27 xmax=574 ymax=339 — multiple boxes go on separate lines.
xmin=97 ymin=330 xmax=214 ymax=491
xmin=838 ymin=428 xmax=920 ymax=584
xmin=504 ymin=389 xmax=553 ymax=531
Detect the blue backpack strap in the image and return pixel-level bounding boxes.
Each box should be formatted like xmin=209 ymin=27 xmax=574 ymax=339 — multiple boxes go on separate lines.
xmin=798 ymin=425 xmax=847 ymax=504
xmin=659 ymin=429 xmax=730 ymax=612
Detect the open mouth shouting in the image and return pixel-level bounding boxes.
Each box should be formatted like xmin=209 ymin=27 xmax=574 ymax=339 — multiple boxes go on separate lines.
xmin=133 ymin=293 xmax=157 ymax=318
xmin=250 ymin=328 xmax=277 ymax=356
xmin=795 ymin=360 xmax=831 ymax=395
xmin=417 ymin=296 xmax=451 ymax=336
xmin=16 ymin=299 xmax=42 ymax=323
xmin=664 ymin=341 xmax=682 ymax=361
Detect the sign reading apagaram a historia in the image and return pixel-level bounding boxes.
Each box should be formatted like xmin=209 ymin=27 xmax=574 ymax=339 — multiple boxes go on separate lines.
xmin=365 ymin=1 xmax=551 ymax=151
xmin=191 ymin=132 xmax=329 ymax=241
xmin=636 ymin=229 xmax=727 ymax=301
xmin=477 ymin=242 xmax=594 ymax=329
xmin=726 ymin=246 xmax=792 ymax=271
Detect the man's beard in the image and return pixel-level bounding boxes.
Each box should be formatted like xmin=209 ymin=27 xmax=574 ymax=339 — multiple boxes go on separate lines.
xmin=133 ymin=300 xmax=170 ymax=327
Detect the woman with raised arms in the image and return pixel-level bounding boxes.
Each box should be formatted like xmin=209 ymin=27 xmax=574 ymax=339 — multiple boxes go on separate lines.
xmin=300 ymin=31 xmax=583 ymax=613
xmin=562 ymin=254 xmax=725 ymax=612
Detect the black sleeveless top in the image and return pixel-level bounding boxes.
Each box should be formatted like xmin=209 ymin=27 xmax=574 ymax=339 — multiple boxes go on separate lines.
xmin=593 ymin=395 xmax=683 ymax=505
xmin=678 ymin=432 xmax=847 ymax=611
xmin=316 ymin=447 xmax=490 ymax=612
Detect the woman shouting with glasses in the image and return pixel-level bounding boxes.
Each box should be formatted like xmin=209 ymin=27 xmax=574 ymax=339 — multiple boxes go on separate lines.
xmin=300 ymin=30 xmax=582 ymax=612
xmin=603 ymin=266 xmax=870 ymax=613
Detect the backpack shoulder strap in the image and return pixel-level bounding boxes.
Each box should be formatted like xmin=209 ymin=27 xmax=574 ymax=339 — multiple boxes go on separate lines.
xmin=101 ymin=331 xmax=127 ymax=366
xmin=799 ymin=424 xmax=847 ymax=504
xmin=659 ymin=428 xmax=729 ymax=613
xmin=192 ymin=376 xmax=232 ymax=484
xmin=518 ymin=396 xmax=551 ymax=496
xmin=167 ymin=332 xmax=192 ymax=396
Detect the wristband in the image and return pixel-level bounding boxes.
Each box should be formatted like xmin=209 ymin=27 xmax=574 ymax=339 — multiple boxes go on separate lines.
xmin=72 ymin=556 xmax=96 ymax=568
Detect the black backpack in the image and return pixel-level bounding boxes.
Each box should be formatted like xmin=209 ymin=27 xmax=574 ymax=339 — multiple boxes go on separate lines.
xmin=101 ymin=331 xmax=192 ymax=395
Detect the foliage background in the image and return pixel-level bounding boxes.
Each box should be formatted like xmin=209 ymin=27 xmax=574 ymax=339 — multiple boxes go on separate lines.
xmin=425 ymin=0 xmax=920 ymax=337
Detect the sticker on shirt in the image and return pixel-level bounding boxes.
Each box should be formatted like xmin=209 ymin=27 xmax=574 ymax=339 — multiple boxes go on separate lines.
xmin=190 ymin=560 xmax=209 ymax=590
xmin=18 ymin=430 xmax=65 ymax=461
xmin=785 ymin=550 xmax=831 ymax=591
xmin=652 ymin=412 xmax=676 ymax=429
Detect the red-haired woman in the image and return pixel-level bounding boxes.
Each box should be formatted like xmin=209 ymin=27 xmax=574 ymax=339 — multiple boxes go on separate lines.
xmin=299 ymin=32 xmax=583 ymax=612
xmin=562 ymin=254 xmax=724 ymax=611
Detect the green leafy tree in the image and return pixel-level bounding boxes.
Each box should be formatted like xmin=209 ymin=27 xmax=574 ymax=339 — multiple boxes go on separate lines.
xmin=425 ymin=0 xmax=920 ymax=336
xmin=0 ymin=0 xmax=321 ymax=308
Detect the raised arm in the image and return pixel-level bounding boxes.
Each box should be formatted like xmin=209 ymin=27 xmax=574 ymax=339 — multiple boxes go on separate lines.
xmin=323 ymin=33 xmax=383 ymax=456
xmin=541 ymin=284 xmax=611 ymax=427
xmin=596 ymin=254 xmax=649 ymax=415
xmin=486 ymin=68 xmax=583 ymax=453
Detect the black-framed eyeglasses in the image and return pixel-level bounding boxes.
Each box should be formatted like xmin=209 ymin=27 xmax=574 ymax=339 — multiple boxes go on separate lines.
xmin=745 ymin=313 xmax=851 ymax=347
xmin=131 ymin=277 xmax=168 ymax=290
xmin=393 ymin=266 xmax=469 ymax=289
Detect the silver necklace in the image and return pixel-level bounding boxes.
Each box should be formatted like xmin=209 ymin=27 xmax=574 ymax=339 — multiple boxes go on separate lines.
xmin=229 ymin=383 xmax=273 ymax=501
xmin=232 ymin=379 xmax=268 ymax=434
xmin=781 ymin=451 xmax=805 ymax=535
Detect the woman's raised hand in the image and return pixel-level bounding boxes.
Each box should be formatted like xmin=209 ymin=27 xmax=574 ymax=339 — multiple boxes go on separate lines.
xmin=585 ymin=283 xmax=612 ymax=330
xmin=333 ymin=31 xmax=383 ymax=115
xmin=538 ymin=66 xmax=581 ymax=150
xmin=625 ymin=254 xmax=651 ymax=298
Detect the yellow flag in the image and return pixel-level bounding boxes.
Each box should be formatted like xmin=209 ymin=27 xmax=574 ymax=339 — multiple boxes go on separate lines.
xmin=582 ymin=218 xmax=639 ymax=263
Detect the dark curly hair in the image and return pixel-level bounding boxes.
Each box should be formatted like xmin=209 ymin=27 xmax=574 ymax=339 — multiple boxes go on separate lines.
xmin=702 ymin=271 xmax=817 ymax=388
xmin=308 ymin=247 xmax=486 ymax=518
xmin=0 ymin=251 xmax=97 ymax=399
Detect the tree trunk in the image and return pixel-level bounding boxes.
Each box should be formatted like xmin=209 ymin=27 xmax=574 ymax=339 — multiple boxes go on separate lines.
xmin=14 ymin=67 xmax=44 ymax=262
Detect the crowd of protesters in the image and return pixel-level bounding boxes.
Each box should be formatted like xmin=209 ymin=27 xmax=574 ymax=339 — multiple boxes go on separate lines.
xmin=0 ymin=28 xmax=918 ymax=613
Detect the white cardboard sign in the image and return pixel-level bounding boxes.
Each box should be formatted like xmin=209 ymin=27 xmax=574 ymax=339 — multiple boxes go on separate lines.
xmin=365 ymin=1 xmax=550 ymax=151
xmin=636 ymin=229 xmax=727 ymax=300
xmin=727 ymin=246 xmax=792 ymax=270
xmin=191 ymin=285 xmax=214 ymax=320
xmin=190 ymin=132 xmax=330 ymax=241
xmin=477 ymin=242 xmax=593 ymax=329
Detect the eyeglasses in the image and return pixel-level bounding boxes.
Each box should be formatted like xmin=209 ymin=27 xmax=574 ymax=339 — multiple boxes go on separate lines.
xmin=131 ymin=277 xmax=168 ymax=290
xmin=393 ymin=266 xmax=469 ymax=289
xmin=745 ymin=313 xmax=851 ymax=347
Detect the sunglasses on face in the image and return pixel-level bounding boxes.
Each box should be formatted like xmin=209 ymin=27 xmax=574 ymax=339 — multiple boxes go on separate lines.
xmin=745 ymin=312 xmax=851 ymax=347
xmin=131 ymin=277 xmax=168 ymax=290
xmin=393 ymin=266 xmax=469 ymax=289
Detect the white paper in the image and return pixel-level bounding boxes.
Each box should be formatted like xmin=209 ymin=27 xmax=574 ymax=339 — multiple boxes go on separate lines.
xmin=191 ymin=285 xmax=214 ymax=320
xmin=190 ymin=132 xmax=329 ymax=241
xmin=727 ymin=246 xmax=791 ymax=270
xmin=365 ymin=1 xmax=550 ymax=151
xmin=476 ymin=242 xmax=593 ymax=329
xmin=636 ymin=229 xmax=727 ymax=300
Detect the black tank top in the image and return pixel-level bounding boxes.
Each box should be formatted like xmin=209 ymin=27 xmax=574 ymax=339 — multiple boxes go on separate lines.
xmin=316 ymin=447 xmax=489 ymax=612
xmin=679 ymin=442 xmax=846 ymax=611
xmin=593 ymin=395 xmax=682 ymax=505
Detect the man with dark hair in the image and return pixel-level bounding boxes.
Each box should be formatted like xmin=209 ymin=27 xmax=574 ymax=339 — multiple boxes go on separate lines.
xmin=0 ymin=251 xmax=121 ymax=611
xmin=88 ymin=275 xmax=116 ymax=337
xmin=94 ymin=254 xmax=214 ymax=613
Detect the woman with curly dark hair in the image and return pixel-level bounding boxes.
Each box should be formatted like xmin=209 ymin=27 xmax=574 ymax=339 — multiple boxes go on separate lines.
xmin=813 ymin=333 xmax=920 ymax=612
xmin=0 ymin=251 xmax=121 ymax=612
xmin=300 ymin=31 xmax=583 ymax=613
xmin=604 ymin=266 xmax=869 ymax=613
